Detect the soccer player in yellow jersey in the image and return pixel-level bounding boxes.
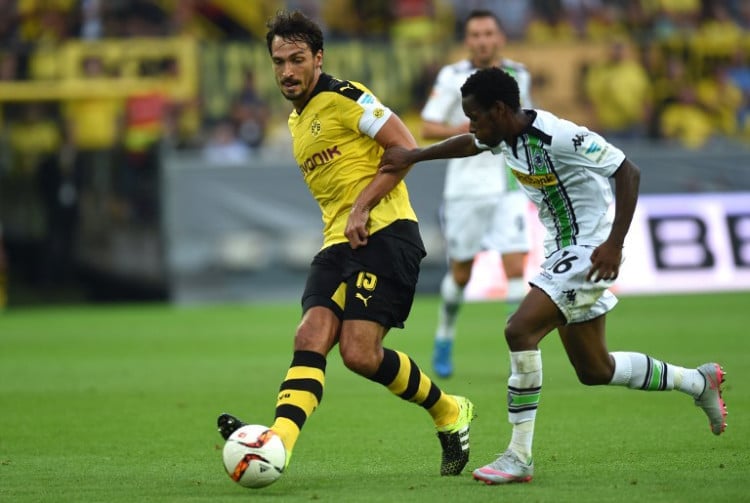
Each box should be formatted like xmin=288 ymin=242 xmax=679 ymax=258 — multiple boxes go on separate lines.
xmin=216 ymin=10 xmax=475 ymax=481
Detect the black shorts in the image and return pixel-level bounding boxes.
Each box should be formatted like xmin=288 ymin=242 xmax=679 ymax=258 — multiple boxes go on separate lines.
xmin=301 ymin=220 xmax=426 ymax=329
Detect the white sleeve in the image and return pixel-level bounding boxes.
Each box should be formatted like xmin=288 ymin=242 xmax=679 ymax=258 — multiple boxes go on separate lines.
xmin=420 ymin=66 xmax=462 ymax=124
xmin=356 ymin=92 xmax=393 ymax=138
xmin=552 ymin=122 xmax=625 ymax=177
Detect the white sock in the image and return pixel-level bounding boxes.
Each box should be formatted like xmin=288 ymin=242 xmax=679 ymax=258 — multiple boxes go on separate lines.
xmin=509 ymin=421 xmax=534 ymax=462
xmin=505 ymin=277 xmax=526 ymax=314
xmin=435 ymin=273 xmax=463 ymax=342
xmin=610 ymin=351 xmax=704 ymax=397
xmin=672 ymin=366 xmax=706 ymax=397
xmin=507 ymin=350 xmax=542 ymax=463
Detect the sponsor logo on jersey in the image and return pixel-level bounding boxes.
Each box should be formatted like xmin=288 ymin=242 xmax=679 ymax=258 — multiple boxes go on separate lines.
xmin=512 ymin=170 xmax=558 ymax=188
xmin=299 ymin=145 xmax=342 ymax=175
xmin=582 ymin=140 xmax=608 ymax=163
xmin=572 ymin=133 xmax=588 ymax=151
xmin=358 ymin=93 xmax=375 ymax=105
xmin=584 ymin=141 xmax=601 ymax=156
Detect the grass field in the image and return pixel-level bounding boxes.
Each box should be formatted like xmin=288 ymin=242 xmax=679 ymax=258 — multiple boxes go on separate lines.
xmin=1 ymin=292 xmax=748 ymax=502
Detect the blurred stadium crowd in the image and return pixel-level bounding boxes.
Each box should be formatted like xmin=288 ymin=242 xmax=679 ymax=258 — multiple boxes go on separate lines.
xmin=2 ymin=1 xmax=750 ymax=139
xmin=0 ymin=0 xmax=749 ymax=307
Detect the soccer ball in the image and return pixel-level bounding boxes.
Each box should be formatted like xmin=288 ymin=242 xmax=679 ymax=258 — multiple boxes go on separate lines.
xmin=222 ymin=424 xmax=286 ymax=488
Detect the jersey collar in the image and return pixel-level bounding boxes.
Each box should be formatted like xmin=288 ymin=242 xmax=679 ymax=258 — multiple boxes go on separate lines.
xmin=509 ymin=110 xmax=551 ymax=158
xmin=297 ymin=73 xmax=334 ymax=113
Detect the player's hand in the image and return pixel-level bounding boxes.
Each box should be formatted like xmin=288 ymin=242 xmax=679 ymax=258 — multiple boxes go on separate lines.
xmin=345 ymin=205 xmax=370 ymax=249
xmin=379 ymin=146 xmax=412 ymax=174
xmin=586 ymin=241 xmax=622 ymax=282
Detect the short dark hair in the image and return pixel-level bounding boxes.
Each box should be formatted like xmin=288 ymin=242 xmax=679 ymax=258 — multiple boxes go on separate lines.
xmin=265 ymin=10 xmax=324 ymax=55
xmin=464 ymin=9 xmax=503 ymax=32
xmin=461 ymin=67 xmax=520 ymax=110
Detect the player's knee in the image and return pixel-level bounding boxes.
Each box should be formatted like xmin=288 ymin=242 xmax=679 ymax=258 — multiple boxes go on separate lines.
xmin=504 ymin=317 xmax=529 ymax=348
xmin=574 ymin=366 xmax=612 ymax=386
xmin=450 ymin=261 xmax=473 ymax=287
xmin=293 ymin=329 xmax=316 ymax=352
xmin=452 ymin=269 xmax=471 ymax=287
xmin=339 ymin=345 xmax=379 ymax=376
xmin=293 ymin=320 xmax=331 ymax=354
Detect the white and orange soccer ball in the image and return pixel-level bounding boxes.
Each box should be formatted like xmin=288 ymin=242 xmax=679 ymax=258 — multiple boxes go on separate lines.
xmin=222 ymin=424 xmax=286 ymax=488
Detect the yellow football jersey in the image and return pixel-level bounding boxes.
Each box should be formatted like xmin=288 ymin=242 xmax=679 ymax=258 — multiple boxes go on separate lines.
xmin=288 ymin=73 xmax=418 ymax=248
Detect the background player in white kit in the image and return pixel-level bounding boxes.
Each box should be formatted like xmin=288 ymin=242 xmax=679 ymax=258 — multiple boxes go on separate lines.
xmin=421 ymin=10 xmax=533 ymax=378
xmin=380 ymin=67 xmax=727 ymax=485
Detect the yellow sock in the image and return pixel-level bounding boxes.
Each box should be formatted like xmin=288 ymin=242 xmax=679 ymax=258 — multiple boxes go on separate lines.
xmin=270 ymin=350 xmax=326 ymax=457
xmin=369 ymin=348 xmax=459 ymax=427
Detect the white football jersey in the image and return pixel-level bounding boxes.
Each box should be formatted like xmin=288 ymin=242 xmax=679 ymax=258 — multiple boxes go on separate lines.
xmin=478 ymin=109 xmax=626 ymax=256
xmin=421 ymin=58 xmax=532 ymax=199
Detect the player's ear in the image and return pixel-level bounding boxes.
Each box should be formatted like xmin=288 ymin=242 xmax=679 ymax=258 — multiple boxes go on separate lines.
xmin=314 ymin=50 xmax=323 ymax=69
xmin=490 ymin=100 xmax=505 ymax=117
xmin=498 ymin=101 xmax=515 ymax=117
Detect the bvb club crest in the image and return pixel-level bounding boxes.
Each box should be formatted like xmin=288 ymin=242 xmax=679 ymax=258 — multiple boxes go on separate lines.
xmin=310 ymin=117 xmax=322 ymax=137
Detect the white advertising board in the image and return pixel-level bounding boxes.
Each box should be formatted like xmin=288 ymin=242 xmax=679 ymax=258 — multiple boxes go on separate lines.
xmin=465 ymin=192 xmax=750 ymax=300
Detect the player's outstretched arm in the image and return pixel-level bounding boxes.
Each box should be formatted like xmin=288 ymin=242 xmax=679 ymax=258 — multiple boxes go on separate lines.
xmin=378 ymin=133 xmax=479 ymax=174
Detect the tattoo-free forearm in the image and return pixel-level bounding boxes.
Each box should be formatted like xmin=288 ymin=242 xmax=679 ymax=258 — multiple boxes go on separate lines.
xmin=608 ymin=159 xmax=641 ymax=247
xmin=408 ymin=133 xmax=480 ymax=163
xmin=351 ymin=170 xmax=406 ymax=213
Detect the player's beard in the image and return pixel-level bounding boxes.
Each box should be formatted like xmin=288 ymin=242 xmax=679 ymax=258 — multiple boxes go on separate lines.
xmin=281 ymin=89 xmax=301 ymax=101
xmin=280 ymin=79 xmax=303 ymax=101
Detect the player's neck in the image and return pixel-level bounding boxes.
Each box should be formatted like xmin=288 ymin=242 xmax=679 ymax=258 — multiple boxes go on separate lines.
xmin=292 ymin=71 xmax=322 ymax=113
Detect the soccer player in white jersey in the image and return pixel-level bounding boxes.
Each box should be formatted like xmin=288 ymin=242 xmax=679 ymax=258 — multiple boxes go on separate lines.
xmin=421 ymin=10 xmax=533 ymax=378
xmin=379 ymin=67 xmax=727 ymax=484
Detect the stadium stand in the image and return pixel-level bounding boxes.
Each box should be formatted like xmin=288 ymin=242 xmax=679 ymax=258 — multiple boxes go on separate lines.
xmin=0 ymin=0 xmax=748 ymax=305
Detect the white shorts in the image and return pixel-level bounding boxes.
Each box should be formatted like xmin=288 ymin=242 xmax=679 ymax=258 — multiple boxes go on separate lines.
xmin=529 ymin=245 xmax=619 ymax=323
xmin=482 ymin=191 xmax=531 ymax=255
xmin=442 ymin=193 xmax=531 ymax=261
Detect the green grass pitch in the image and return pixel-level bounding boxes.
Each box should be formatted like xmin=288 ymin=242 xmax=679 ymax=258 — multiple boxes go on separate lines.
xmin=1 ymin=292 xmax=748 ymax=502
